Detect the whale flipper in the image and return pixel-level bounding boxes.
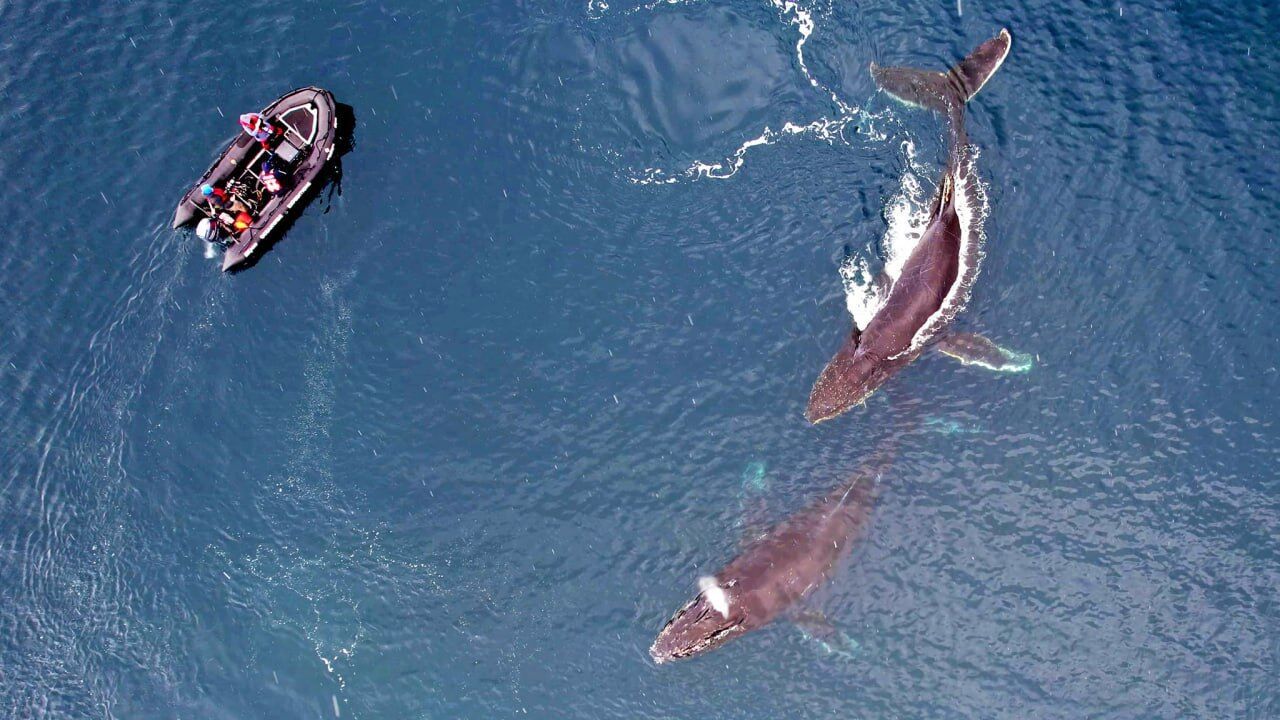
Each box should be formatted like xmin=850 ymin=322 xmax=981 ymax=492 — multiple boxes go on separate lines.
xmin=923 ymin=415 xmax=984 ymax=435
xmin=737 ymin=461 xmax=771 ymax=546
xmin=793 ymin=612 xmax=862 ymax=662
xmin=871 ymin=29 xmax=1012 ymax=113
xmin=934 ymin=332 xmax=1033 ymax=373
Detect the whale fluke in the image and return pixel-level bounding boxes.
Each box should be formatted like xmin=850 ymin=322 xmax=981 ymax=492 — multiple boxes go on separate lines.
xmin=870 ymin=28 xmax=1011 ymax=114
xmin=934 ymin=332 xmax=1033 ymax=373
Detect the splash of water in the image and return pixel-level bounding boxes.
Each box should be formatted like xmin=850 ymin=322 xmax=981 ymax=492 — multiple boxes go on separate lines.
xmin=839 ymin=139 xmax=933 ymax=330
xmin=631 ymin=117 xmax=855 ymax=184
xmin=894 ymin=145 xmax=990 ymax=357
xmin=603 ymin=0 xmax=982 ymax=345
xmin=841 ymin=141 xmax=991 ymax=345
xmin=587 ymin=0 xmax=691 ymax=20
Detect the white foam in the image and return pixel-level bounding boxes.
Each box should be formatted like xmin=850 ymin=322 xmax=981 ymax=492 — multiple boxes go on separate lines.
xmin=897 ymin=146 xmax=989 ymax=356
xmin=625 ymin=0 xmax=892 ymax=185
xmin=840 ymin=139 xmax=932 ymax=330
xmin=839 ymin=139 xmax=989 ymax=344
xmin=632 ymin=117 xmax=853 ymax=184
xmin=587 ymin=0 xmax=694 ymax=20
xmin=838 ymin=255 xmax=881 ymax=332
xmin=772 ymin=0 xmax=850 ymax=116
xmin=699 ymin=575 xmax=730 ymax=617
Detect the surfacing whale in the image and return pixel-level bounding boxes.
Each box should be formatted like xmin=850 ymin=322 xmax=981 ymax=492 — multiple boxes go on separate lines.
xmin=807 ymin=29 xmax=1025 ymax=425
xmin=648 ymin=436 xmax=901 ymax=664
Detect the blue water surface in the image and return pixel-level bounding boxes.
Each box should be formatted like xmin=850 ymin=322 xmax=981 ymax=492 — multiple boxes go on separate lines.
xmin=1 ymin=0 xmax=1277 ymax=717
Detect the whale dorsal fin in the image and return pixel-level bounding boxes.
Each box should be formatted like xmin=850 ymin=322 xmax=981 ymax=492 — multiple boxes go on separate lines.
xmin=934 ymin=332 xmax=1033 ymax=373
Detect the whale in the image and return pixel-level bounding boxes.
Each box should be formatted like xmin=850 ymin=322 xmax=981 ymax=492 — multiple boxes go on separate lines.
xmin=649 ymin=447 xmax=892 ymax=664
xmin=807 ymin=29 xmax=1022 ymax=424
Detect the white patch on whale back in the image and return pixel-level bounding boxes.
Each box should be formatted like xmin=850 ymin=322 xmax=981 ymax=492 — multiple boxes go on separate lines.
xmin=699 ymin=575 xmax=730 ymax=618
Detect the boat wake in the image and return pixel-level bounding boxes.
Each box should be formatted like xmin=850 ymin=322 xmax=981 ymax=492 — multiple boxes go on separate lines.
xmin=0 ymin=225 xmax=189 ymax=714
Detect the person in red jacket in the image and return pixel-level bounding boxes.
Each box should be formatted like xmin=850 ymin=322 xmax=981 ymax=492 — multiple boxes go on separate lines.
xmin=201 ymin=184 xmax=253 ymax=234
xmin=201 ymin=183 xmax=229 ymax=207
xmin=239 ymin=112 xmax=283 ymax=150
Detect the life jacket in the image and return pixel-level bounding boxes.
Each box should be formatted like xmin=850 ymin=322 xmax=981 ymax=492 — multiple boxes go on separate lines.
xmin=233 ymin=211 xmax=253 ymax=233
xmin=262 ymin=171 xmax=282 ymax=193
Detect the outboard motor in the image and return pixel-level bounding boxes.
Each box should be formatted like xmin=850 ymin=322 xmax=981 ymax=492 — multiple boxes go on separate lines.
xmin=196 ymin=217 xmax=220 ymax=243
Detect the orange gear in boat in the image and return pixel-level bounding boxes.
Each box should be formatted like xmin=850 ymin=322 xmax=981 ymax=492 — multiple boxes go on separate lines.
xmin=233 ymin=211 xmax=253 ymax=233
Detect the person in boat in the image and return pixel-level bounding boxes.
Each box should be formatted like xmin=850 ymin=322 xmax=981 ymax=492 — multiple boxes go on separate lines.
xmin=201 ymin=183 xmax=251 ymax=213
xmin=260 ymin=158 xmax=287 ymax=196
xmin=200 ymin=183 xmax=254 ymax=235
xmin=203 ymin=181 xmax=257 ymax=208
xmin=201 ymin=183 xmax=230 ymax=208
xmin=215 ymin=208 xmax=253 ymax=236
xmin=239 ymin=112 xmax=283 ymax=150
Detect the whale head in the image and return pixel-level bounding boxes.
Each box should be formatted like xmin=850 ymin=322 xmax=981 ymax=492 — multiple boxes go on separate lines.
xmin=806 ymin=335 xmax=896 ymax=424
xmin=650 ymin=576 xmax=746 ymax=664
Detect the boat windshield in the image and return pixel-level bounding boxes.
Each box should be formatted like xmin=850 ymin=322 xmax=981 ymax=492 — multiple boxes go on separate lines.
xmin=278 ymin=105 xmax=318 ymax=146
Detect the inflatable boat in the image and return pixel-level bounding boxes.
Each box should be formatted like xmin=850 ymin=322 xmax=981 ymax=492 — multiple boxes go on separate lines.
xmin=173 ymin=87 xmax=340 ymax=271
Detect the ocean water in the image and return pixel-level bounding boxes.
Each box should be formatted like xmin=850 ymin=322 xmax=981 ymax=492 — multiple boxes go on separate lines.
xmin=1 ymin=0 xmax=1277 ymax=717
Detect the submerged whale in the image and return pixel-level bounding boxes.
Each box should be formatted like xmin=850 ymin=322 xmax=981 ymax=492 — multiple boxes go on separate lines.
xmin=649 ymin=447 xmax=892 ymax=664
xmin=807 ymin=30 xmax=1023 ymax=424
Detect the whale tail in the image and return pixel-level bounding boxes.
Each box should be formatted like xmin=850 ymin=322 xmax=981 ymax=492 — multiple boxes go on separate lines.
xmin=870 ymin=29 xmax=1011 ymax=115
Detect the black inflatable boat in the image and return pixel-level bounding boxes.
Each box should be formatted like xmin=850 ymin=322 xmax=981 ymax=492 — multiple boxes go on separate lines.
xmin=173 ymin=87 xmax=340 ymax=271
